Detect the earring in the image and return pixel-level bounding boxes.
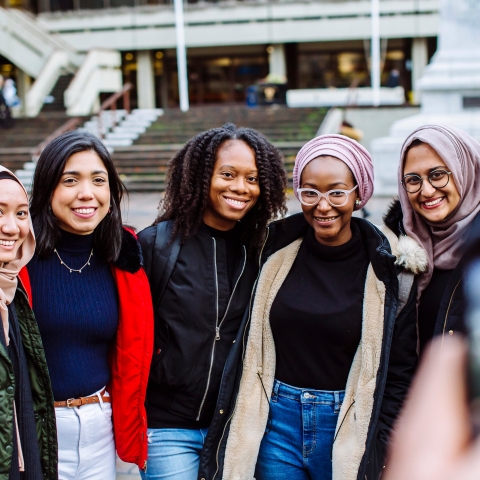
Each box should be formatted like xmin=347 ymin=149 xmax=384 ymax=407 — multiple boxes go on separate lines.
xmin=355 ymin=199 xmax=361 ymax=206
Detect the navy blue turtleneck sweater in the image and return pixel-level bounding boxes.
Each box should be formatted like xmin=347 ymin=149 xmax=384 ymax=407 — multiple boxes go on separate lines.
xmin=28 ymin=229 xmax=119 ymax=401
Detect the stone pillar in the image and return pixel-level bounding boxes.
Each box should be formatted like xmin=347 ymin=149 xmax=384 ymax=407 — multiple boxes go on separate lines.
xmin=136 ymin=50 xmax=156 ymax=109
xmin=15 ymin=68 xmax=31 ymax=117
xmin=419 ymin=0 xmax=480 ymax=114
xmin=411 ymin=38 xmax=428 ymax=104
xmin=268 ymin=44 xmax=286 ymax=80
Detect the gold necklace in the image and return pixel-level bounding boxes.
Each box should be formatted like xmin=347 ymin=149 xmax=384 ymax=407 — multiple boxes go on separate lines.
xmin=54 ymin=249 xmax=93 ymax=273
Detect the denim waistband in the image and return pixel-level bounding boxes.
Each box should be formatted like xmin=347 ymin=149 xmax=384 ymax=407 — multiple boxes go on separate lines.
xmin=272 ymin=379 xmax=345 ymax=406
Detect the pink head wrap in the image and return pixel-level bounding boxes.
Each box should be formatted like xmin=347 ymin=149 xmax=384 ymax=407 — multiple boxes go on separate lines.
xmin=398 ymin=124 xmax=480 ymax=297
xmin=293 ymin=134 xmax=374 ymax=210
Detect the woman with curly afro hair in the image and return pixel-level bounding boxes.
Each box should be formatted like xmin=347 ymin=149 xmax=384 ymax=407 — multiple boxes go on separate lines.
xmin=137 ymin=123 xmax=288 ymax=480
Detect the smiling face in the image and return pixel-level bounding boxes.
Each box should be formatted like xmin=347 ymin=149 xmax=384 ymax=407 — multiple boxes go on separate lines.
xmin=50 ymin=150 xmax=111 ymax=235
xmin=403 ymin=143 xmax=460 ymax=223
xmin=300 ymin=156 xmax=358 ymax=246
xmin=203 ymin=139 xmax=260 ymax=231
xmin=0 ymin=179 xmax=30 ymax=264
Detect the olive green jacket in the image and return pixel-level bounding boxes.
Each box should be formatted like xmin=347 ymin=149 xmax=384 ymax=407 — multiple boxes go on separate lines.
xmin=0 ymin=287 xmax=57 ymax=479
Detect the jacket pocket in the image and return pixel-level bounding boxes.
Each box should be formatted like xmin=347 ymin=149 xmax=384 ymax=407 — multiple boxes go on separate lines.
xmin=150 ymin=321 xmax=170 ymax=384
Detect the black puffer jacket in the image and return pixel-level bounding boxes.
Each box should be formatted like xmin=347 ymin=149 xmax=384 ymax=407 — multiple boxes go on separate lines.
xmin=383 ymin=199 xmax=480 ymax=339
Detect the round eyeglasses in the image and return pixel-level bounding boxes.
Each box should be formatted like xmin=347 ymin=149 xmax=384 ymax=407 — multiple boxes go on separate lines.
xmin=401 ymin=169 xmax=452 ymax=194
xmin=297 ymin=185 xmax=358 ymax=208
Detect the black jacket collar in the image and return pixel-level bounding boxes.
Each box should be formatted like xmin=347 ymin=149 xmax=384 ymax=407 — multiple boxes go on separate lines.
xmin=265 ymin=213 xmax=395 ymax=284
xmin=113 ymin=228 xmax=143 ymax=274
xmin=383 ymin=199 xmax=405 ymax=236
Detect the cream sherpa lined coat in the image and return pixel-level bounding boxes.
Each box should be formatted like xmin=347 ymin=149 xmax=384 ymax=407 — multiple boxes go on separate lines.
xmin=222 ymin=225 xmax=427 ymax=480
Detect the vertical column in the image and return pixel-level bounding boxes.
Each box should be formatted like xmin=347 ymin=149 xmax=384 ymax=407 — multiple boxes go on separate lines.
xmin=411 ymin=38 xmax=428 ymax=104
xmin=137 ymin=50 xmax=156 ymax=109
xmin=371 ymin=0 xmax=381 ymax=106
xmin=268 ymin=44 xmax=286 ymax=79
xmin=15 ymin=68 xmax=31 ymax=117
xmin=174 ymin=0 xmax=189 ymax=112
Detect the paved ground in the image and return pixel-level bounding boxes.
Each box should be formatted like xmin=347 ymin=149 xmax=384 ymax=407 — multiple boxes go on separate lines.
xmin=116 ymin=191 xmax=394 ymax=479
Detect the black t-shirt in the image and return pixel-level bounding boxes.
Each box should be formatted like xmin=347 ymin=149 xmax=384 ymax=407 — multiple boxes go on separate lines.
xmin=418 ymin=268 xmax=454 ymax=353
xmin=270 ymin=223 xmax=369 ymax=391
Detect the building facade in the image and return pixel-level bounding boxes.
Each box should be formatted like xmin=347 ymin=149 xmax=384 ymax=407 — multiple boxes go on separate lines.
xmin=0 ymin=0 xmax=439 ymax=113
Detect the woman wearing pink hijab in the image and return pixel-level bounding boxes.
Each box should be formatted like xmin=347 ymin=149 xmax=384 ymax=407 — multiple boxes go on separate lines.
xmin=0 ymin=166 xmax=57 ymax=479
xmin=384 ymin=125 xmax=480 ymax=352
xmin=221 ymin=135 xmax=421 ymax=480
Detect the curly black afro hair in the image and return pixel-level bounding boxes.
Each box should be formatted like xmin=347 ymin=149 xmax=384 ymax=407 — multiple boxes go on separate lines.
xmin=154 ymin=123 xmax=287 ymax=252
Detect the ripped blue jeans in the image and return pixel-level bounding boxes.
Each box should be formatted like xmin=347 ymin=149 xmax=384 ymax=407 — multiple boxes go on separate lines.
xmin=255 ymin=379 xmax=345 ymax=480
xmin=140 ymin=428 xmax=209 ymax=480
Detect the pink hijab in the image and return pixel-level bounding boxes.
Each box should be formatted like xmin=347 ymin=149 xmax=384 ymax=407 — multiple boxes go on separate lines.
xmin=293 ymin=134 xmax=374 ymax=210
xmin=0 ymin=166 xmax=35 ymax=346
xmin=398 ymin=125 xmax=480 ymax=296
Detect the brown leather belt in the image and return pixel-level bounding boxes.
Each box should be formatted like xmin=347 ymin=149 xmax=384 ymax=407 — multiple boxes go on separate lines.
xmin=54 ymin=389 xmax=111 ymax=408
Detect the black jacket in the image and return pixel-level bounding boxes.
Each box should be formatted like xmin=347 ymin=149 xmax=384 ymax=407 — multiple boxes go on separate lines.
xmin=264 ymin=215 xmax=417 ymax=480
xmin=138 ymin=222 xmax=258 ymax=474
xmin=208 ymin=214 xmax=416 ymax=480
xmin=384 ymin=199 xmax=480 ymax=339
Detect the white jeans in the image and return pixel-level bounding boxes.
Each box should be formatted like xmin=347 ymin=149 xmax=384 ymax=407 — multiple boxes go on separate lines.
xmin=55 ymin=389 xmax=116 ymax=480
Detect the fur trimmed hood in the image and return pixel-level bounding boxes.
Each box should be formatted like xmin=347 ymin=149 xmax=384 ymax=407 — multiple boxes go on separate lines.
xmin=381 ymin=199 xmax=428 ymax=275
xmin=113 ymin=228 xmax=143 ymax=274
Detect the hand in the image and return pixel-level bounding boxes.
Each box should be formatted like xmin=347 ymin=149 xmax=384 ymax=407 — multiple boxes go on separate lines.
xmin=384 ymin=337 xmax=480 ymax=480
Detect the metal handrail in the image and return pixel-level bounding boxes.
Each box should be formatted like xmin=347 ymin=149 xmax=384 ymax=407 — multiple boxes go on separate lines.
xmin=97 ymin=82 xmax=133 ymax=138
xmin=31 ymin=116 xmax=83 ymax=161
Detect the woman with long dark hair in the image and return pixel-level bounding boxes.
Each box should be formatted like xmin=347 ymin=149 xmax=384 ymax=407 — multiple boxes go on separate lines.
xmin=223 ymin=135 xmax=421 ymax=480
xmin=137 ymin=123 xmax=287 ymax=480
xmin=0 ymin=166 xmax=57 ymax=479
xmin=384 ymin=125 xmax=480 ymax=352
xmin=20 ymin=130 xmax=153 ymax=479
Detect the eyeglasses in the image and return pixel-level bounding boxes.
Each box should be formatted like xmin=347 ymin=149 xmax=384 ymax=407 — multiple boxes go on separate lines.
xmin=401 ymin=169 xmax=452 ymax=194
xmin=297 ymin=185 xmax=358 ymax=207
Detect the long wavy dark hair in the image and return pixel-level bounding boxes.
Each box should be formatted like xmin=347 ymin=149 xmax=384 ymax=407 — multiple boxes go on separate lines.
xmin=30 ymin=130 xmax=126 ymax=262
xmin=155 ymin=123 xmax=287 ymax=251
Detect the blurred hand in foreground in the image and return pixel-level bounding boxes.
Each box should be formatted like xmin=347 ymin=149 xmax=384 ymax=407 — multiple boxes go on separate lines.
xmin=384 ymin=337 xmax=480 ymax=480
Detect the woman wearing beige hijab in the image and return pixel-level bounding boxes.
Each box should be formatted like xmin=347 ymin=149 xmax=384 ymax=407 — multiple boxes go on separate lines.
xmin=384 ymin=125 xmax=480 ymax=352
xmin=0 ymin=166 xmax=57 ymax=479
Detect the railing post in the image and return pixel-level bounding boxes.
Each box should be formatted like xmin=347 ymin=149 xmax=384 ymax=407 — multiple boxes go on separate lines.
xmin=124 ymin=89 xmax=131 ymax=114
xmin=112 ymin=102 xmax=117 ymax=130
xmin=98 ymin=111 xmax=104 ymax=139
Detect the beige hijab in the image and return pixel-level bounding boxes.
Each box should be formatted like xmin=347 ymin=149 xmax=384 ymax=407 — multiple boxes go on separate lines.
xmin=398 ymin=125 xmax=480 ymax=297
xmin=0 ymin=166 xmax=35 ymax=346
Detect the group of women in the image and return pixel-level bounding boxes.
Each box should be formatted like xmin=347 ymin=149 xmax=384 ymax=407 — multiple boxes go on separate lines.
xmin=0 ymin=120 xmax=478 ymax=480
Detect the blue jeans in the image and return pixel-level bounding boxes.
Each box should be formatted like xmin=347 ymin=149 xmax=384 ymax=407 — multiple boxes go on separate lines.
xmin=139 ymin=428 xmax=209 ymax=480
xmin=255 ymin=379 xmax=345 ymax=480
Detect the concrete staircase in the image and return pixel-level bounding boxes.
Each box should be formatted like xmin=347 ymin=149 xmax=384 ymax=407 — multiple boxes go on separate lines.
xmin=41 ymin=74 xmax=74 ymax=113
xmin=0 ymin=106 xmax=327 ymax=193
xmin=83 ymin=109 xmax=163 ymax=148
xmin=0 ymin=113 xmax=70 ymax=172
xmin=113 ymin=105 xmax=327 ymax=192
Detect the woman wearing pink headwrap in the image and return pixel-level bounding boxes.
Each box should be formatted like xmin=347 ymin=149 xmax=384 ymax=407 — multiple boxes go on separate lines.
xmin=384 ymin=124 xmax=480 ymax=353
xmin=221 ymin=135 xmax=420 ymax=480
xmin=0 ymin=166 xmax=57 ymax=479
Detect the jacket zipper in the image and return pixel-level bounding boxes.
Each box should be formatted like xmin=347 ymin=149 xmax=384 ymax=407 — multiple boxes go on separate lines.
xmin=196 ymin=239 xmax=247 ymax=421
xmin=211 ymin=228 xmax=270 ymax=479
xmin=441 ymin=277 xmax=463 ymax=346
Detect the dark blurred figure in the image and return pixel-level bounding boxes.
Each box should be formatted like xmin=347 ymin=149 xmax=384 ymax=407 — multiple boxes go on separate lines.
xmin=0 ymin=76 xmax=14 ymax=129
xmin=387 ymin=69 xmax=400 ymax=88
